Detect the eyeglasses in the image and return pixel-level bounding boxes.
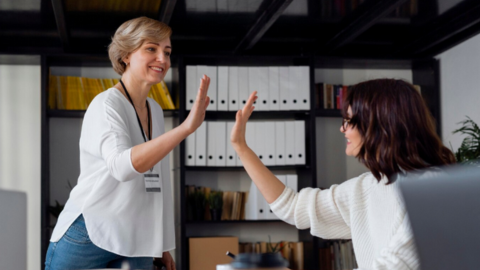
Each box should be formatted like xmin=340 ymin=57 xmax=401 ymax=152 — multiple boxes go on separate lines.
xmin=342 ymin=118 xmax=352 ymax=131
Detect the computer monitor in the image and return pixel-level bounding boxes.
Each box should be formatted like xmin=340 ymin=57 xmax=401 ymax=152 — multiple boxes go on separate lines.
xmin=0 ymin=189 xmax=27 ymax=270
xmin=399 ymin=165 xmax=480 ymax=270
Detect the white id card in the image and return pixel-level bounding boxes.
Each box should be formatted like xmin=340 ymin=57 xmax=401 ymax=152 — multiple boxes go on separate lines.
xmin=144 ymin=169 xmax=162 ymax=193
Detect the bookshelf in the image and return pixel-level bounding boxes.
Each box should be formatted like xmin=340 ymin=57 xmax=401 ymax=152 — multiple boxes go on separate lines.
xmin=177 ymin=55 xmax=318 ymax=270
xmin=40 ymin=53 xmax=440 ymax=270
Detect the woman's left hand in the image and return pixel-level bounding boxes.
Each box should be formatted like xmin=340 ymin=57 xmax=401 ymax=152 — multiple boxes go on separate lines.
xmin=156 ymin=251 xmax=176 ymax=270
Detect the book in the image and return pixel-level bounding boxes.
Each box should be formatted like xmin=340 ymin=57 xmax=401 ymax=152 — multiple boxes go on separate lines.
xmin=48 ymin=75 xmax=57 ymax=109
xmin=290 ymin=242 xmax=304 ymax=270
xmin=160 ymin=81 xmax=176 ymax=109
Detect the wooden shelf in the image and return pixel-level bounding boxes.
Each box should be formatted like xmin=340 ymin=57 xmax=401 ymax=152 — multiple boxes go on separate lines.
xmin=315 ymin=109 xmax=342 ymax=117
xmin=185 ymin=110 xmax=311 ymax=120
xmin=48 ymin=109 xmax=178 ymax=118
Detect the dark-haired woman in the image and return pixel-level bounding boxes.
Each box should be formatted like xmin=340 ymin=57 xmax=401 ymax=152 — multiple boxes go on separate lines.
xmin=230 ymin=79 xmax=455 ymax=270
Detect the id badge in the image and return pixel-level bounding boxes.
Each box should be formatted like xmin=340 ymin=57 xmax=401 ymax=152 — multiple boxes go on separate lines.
xmin=144 ymin=168 xmax=162 ymax=193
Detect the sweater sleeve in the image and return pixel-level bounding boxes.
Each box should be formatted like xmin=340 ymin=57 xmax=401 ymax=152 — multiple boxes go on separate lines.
xmin=269 ymin=183 xmax=353 ymax=239
xmin=96 ymin=95 xmax=141 ymax=182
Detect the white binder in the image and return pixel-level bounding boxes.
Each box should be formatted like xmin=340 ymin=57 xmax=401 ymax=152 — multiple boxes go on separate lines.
xmin=186 ymin=65 xmax=197 ymax=110
xmin=294 ymin=120 xmax=306 ymax=165
xmin=279 ymin=67 xmax=290 ymax=110
xmin=289 ymin=66 xmax=301 ymax=110
xmin=217 ymin=66 xmax=229 ymax=111
xmin=216 ymin=121 xmax=227 ymax=166
xmin=195 ymin=121 xmax=207 ymax=166
xmin=298 ymin=66 xmax=310 ymax=110
xmin=268 ymin=66 xmax=280 ymax=111
xmin=286 ymin=174 xmax=298 ymax=192
xmin=263 ymin=121 xmax=276 ymax=166
xmin=226 ymin=122 xmax=237 ymax=166
xmin=206 ymin=66 xmax=217 ymax=111
xmin=248 ymin=67 xmax=261 ymax=110
xmin=238 ymin=67 xmax=250 ymax=108
xmin=217 ymin=0 xmax=228 ymax=12
xmin=245 ymin=181 xmax=258 ymax=220
xmin=228 ymin=66 xmax=239 ymax=111
xmin=256 ymin=183 xmax=267 ymax=220
xmin=274 ymin=121 xmax=286 ymax=166
xmin=257 ymin=67 xmax=269 ymax=111
xmin=254 ymin=122 xmax=266 ymax=164
xmin=246 ymin=121 xmax=256 ymax=155
xmin=285 ymin=121 xmax=296 ymax=165
xmin=185 ymin=133 xmax=196 ymax=166
xmin=207 ymin=122 xmax=216 ymax=166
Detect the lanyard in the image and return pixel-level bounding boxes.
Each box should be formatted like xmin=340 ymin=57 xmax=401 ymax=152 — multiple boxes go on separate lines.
xmin=119 ymin=79 xmax=151 ymax=142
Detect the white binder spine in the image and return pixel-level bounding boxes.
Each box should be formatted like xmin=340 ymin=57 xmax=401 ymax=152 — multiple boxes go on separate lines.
xmin=298 ymin=66 xmax=310 ymax=110
xmin=206 ymin=66 xmax=217 ymax=111
xmin=228 ymin=66 xmax=239 ymax=111
xmin=289 ymin=66 xmax=301 ymax=110
xmin=207 ymin=122 xmax=217 ymax=166
xmin=186 ymin=66 xmax=197 ymax=110
xmin=195 ymin=121 xmax=207 ymax=166
xmin=216 ymin=121 xmax=227 ymax=167
xmin=226 ymin=122 xmax=237 ymax=167
xmin=185 ymin=133 xmax=195 ymax=166
xmin=263 ymin=122 xmax=276 ymax=166
xmin=279 ymin=67 xmax=289 ymax=111
xmin=285 ymin=121 xmax=296 ymax=165
xmin=268 ymin=66 xmax=280 ymax=111
xmin=217 ymin=66 xmax=229 ymax=111
xmin=238 ymin=67 xmax=250 ymax=108
xmin=294 ymin=120 xmax=306 ymax=165
xmin=274 ymin=121 xmax=286 ymax=166
xmin=257 ymin=67 xmax=269 ymax=111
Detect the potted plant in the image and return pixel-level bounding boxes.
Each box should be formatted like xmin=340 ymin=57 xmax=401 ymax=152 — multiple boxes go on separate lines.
xmin=208 ymin=191 xmax=223 ymax=221
xmin=453 ymin=116 xmax=480 ymax=165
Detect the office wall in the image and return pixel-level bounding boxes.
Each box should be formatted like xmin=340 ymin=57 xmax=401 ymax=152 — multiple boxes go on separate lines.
xmin=436 ymin=33 xmax=480 ymax=155
xmin=315 ymin=68 xmax=413 ymax=187
xmin=0 ymin=64 xmax=41 ymax=270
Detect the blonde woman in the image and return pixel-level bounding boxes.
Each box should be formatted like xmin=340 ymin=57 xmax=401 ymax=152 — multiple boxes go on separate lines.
xmin=45 ymin=17 xmax=210 ymax=270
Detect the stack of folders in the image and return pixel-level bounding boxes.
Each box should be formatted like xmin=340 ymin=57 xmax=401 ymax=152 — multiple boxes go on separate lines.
xmin=186 ymin=66 xmax=310 ymax=111
xmin=185 ymin=120 xmax=306 ymax=167
xmin=245 ymin=174 xmax=298 ymax=220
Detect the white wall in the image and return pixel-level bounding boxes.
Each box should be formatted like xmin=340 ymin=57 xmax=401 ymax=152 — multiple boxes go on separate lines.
xmin=0 ymin=64 xmax=41 ymax=270
xmin=315 ymin=68 xmax=413 ymax=187
xmin=436 ymin=34 xmax=480 ymax=154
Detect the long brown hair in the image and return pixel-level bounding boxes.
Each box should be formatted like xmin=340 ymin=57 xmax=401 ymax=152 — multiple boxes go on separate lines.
xmin=342 ymin=79 xmax=455 ymax=183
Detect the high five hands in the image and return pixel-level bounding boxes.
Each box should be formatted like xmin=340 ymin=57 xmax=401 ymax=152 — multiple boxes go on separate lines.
xmin=182 ymin=75 xmax=210 ymax=134
xmin=230 ymin=91 xmax=258 ymax=153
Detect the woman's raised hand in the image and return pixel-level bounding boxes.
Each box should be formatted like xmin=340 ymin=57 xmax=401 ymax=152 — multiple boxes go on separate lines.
xmin=230 ymin=91 xmax=257 ymax=152
xmin=182 ymin=75 xmax=210 ymax=134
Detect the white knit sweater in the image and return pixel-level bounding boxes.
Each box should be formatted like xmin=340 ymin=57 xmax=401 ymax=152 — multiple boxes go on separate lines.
xmin=269 ymin=172 xmax=419 ymax=270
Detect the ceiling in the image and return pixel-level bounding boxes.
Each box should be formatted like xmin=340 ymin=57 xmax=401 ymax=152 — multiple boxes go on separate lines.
xmin=1 ymin=0 xmax=480 ymax=59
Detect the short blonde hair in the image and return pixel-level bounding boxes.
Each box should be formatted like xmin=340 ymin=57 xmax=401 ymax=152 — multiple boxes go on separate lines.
xmin=108 ymin=16 xmax=172 ymax=75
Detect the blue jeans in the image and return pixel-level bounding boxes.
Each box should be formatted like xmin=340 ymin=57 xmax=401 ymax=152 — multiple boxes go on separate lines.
xmin=45 ymin=215 xmax=154 ymax=270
